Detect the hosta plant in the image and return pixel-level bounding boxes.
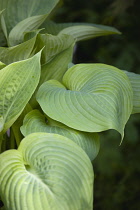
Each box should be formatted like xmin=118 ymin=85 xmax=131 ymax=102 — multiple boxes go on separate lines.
xmin=0 ymin=0 xmax=140 ymax=209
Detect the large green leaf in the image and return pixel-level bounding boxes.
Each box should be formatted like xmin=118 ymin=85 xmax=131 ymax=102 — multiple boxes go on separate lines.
xmin=0 ymin=52 xmax=41 ymax=134
xmin=41 ymin=20 xmax=121 ymax=41
xmin=0 ymin=0 xmax=59 ymax=33
xmin=124 ymin=70 xmax=140 ymax=114
xmin=21 ymin=110 xmax=100 ymax=161
xmin=0 ymin=133 xmax=93 ymax=210
xmin=36 ymin=64 xmax=133 ymax=138
xmin=0 ymin=36 xmax=37 ymax=64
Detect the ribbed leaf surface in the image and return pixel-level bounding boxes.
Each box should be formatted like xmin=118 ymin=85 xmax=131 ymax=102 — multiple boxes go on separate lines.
xmin=40 ymin=45 xmax=74 ymax=83
xmin=0 ymin=0 xmax=59 ymax=33
xmin=35 ymin=33 xmax=75 ymax=64
xmin=0 ymin=52 xmax=41 ymax=133
xmin=0 ymin=36 xmax=36 ymax=64
xmin=0 ymin=133 xmax=93 ymax=210
xmin=41 ymin=21 xmax=121 ymax=41
xmin=124 ymin=70 xmax=140 ymax=114
xmin=59 ymin=25 xmax=120 ymax=41
xmin=21 ymin=110 xmax=100 ymax=161
xmin=37 ymin=64 xmax=133 ymax=138
xmin=29 ymin=34 xmax=74 ymax=108
xmin=8 ymin=15 xmax=48 ymax=46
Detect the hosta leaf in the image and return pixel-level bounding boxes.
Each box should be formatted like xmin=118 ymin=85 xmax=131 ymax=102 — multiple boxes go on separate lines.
xmin=40 ymin=45 xmax=74 ymax=83
xmin=8 ymin=14 xmax=48 ymax=46
xmin=124 ymin=70 xmax=140 ymax=114
xmin=41 ymin=21 xmax=121 ymax=41
xmin=0 ymin=52 xmax=41 ymax=134
xmin=0 ymin=133 xmax=93 ymax=210
xmin=35 ymin=33 xmax=75 ymax=64
xmin=0 ymin=0 xmax=59 ymax=34
xmin=21 ymin=110 xmax=100 ymax=161
xmin=59 ymin=25 xmax=120 ymax=42
xmin=37 ymin=64 xmax=133 ymax=138
xmin=0 ymin=36 xmax=37 ymax=64
xmin=29 ymin=35 xmax=74 ymax=108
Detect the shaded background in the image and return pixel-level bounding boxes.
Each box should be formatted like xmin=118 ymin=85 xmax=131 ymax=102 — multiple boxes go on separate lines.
xmin=52 ymin=0 xmax=140 ymax=209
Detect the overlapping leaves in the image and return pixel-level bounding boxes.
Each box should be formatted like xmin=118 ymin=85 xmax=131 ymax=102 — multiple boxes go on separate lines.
xmin=0 ymin=1 xmax=138 ymax=209
xmin=0 ymin=0 xmax=59 ymax=46
xmin=29 ymin=33 xmax=75 ymax=108
xmin=37 ymin=64 xmax=133 ymax=138
xmin=41 ymin=20 xmax=121 ymax=41
xmin=35 ymin=33 xmax=75 ymax=64
xmin=0 ymin=36 xmax=37 ymax=64
xmin=0 ymin=133 xmax=94 ymax=210
xmin=21 ymin=110 xmax=100 ymax=161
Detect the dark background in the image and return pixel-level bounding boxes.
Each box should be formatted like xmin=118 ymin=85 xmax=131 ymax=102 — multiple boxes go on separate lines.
xmin=52 ymin=0 xmax=140 ymax=209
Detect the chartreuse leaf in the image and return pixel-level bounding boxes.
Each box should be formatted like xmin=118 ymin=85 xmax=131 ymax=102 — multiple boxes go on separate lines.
xmin=0 ymin=36 xmax=37 ymax=64
xmin=0 ymin=51 xmax=41 ymax=134
xmin=35 ymin=33 xmax=75 ymax=64
xmin=41 ymin=21 xmax=121 ymax=41
xmin=21 ymin=110 xmax=100 ymax=161
xmin=124 ymin=70 xmax=140 ymax=114
xmin=0 ymin=133 xmax=93 ymax=210
xmin=0 ymin=0 xmax=59 ymax=33
xmin=37 ymin=64 xmax=133 ymax=138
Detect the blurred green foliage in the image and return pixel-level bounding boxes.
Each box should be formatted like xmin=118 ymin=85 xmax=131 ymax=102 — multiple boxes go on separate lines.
xmin=52 ymin=0 xmax=140 ymax=209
